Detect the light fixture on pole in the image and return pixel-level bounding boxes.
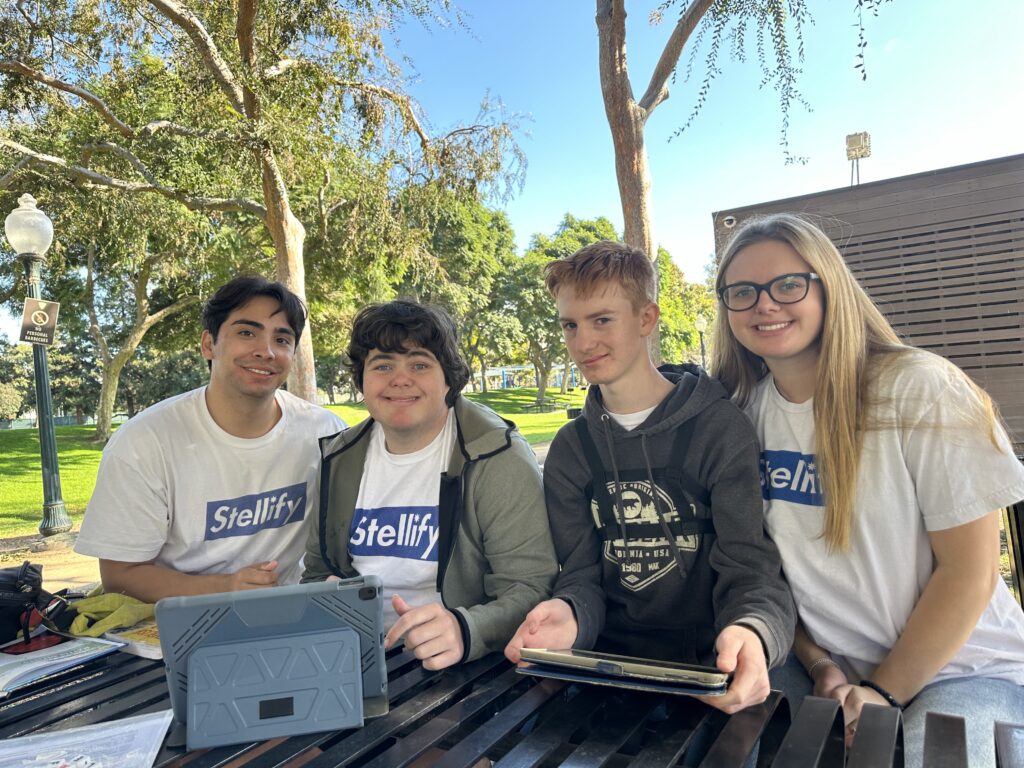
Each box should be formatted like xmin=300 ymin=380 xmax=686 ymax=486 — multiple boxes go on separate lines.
xmin=4 ymin=194 xmax=71 ymax=536
xmin=694 ymin=314 xmax=708 ymax=370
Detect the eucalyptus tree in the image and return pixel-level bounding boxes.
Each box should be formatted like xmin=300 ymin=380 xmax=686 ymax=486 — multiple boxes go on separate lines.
xmin=595 ymin=0 xmax=889 ymax=345
xmin=1 ymin=0 xmax=522 ymax=402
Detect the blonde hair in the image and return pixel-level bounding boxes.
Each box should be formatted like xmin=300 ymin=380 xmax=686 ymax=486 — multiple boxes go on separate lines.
xmin=710 ymin=213 xmax=1002 ymax=552
xmin=544 ymin=240 xmax=655 ymax=311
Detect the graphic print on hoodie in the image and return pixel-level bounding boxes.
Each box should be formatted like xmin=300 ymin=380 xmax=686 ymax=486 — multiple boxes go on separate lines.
xmin=576 ymin=411 xmax=713 ymax=595
xmin=590 ymin=476 xmax=700 ymax=591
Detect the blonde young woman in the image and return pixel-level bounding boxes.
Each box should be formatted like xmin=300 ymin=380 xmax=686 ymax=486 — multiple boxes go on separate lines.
xmin=710 ymin=213 xmax=1024 ymax=768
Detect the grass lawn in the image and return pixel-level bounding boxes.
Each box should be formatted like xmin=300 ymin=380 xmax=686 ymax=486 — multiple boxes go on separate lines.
xmin=0 ymin=387 xmax=587 ymax=539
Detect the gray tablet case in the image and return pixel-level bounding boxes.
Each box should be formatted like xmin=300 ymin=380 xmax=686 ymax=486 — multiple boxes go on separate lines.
xmin=156 ymin=576 xmax=388 ymax=745
xmin=186 ymin=626 xmax=363 ymax=748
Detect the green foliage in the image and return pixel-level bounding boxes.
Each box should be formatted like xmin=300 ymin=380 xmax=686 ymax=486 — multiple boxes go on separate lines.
xmin=662 ymin=0 xmax=812 ymax=163
xmin=0 ymin=383 xmax=23 ymax=421
xmin=506 ymin=215 xmax=619 ymax=397
xmin=119 ymin=348 xmax=208 ymax=413
xmin=656 ymin=247 xmax=715 ymax=365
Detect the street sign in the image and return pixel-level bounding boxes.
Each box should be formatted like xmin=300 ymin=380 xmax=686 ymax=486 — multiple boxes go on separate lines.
xmin=19 ymin=297 xmax=60 ymax=346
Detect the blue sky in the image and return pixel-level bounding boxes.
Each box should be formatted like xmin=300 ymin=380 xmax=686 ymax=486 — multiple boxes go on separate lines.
xmin=391 ymin=0 xmax=1024 ymax=279
xmin=3 ymin=1 xmax=1022 ymax=340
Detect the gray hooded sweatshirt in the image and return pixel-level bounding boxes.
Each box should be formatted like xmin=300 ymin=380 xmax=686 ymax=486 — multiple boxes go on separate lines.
xmin=545 ymin=364 xmax=795 ymax=667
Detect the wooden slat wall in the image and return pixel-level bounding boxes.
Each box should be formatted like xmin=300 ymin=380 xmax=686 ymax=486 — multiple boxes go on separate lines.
xmin=712 ymin=154 xmax=1024 ymax=445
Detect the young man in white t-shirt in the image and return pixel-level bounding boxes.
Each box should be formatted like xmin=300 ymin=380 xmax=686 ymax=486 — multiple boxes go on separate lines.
xmin=75 ymin=276 xmax=345 ymax=601
xmin=303 ymin=300 xmax=557 ymax=670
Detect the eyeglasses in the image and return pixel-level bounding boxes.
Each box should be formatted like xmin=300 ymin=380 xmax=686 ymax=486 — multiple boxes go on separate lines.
xmin=718 ymin=272 xmax=820 ymax=312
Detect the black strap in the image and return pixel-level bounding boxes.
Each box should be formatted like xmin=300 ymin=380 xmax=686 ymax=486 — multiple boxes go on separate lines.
xmin=575 ymin=417 xmax=615 ymax=515
xmin=668 ymin=417 xmax=712 ymax=507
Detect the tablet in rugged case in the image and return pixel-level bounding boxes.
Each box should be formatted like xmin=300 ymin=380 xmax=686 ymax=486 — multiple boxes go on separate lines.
xmin=518 ymin=647 xmax=728 ymax=694
xmin=186 ymin=626 xmax=363 ymax=748
xmin=156 ymin=576 xmax=388 ymax=733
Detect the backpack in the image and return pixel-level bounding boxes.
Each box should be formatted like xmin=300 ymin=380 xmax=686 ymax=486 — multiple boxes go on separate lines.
xmin=0 ymin=561 xmax=62 ymax=644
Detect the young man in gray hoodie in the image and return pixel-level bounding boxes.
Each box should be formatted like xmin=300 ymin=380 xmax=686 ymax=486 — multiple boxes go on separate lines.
xmin=506 ymin=241 xmax=795 ymax=714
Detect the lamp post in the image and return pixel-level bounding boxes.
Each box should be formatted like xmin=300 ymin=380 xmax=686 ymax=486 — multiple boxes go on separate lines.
xmin=694 ymin=314 xmax=708 ymax=370
xmin=4 ymin=194 xmax=71 ymax=536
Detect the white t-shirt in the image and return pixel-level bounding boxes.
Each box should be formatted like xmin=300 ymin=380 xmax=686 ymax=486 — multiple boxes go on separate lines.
xmin=351 ymin=410 xmax=455 ymax=628
xmin=746 ymin=352 xmax=1024 ymax=684
xmin=76 ymin=387 xmax=345 ymax=586
xmin=606 ymin=405 xmax=657 ymax=431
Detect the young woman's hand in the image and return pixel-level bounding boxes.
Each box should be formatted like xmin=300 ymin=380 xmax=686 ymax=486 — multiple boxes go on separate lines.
xmin=811 ymin=662 xmax=849 ymax=699
xmin=835 ymin=683 xmax=890 ymax=747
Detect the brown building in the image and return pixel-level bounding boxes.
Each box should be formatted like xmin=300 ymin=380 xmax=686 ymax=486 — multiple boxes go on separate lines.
xmin=712 ymin=153 xmax=1024 ymax=446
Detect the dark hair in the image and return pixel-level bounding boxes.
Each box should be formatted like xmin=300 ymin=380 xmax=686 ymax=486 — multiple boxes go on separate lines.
xmin=202 ymin=275 xmax=307 ymax=343
xmin=346 ymin=300 xmax=470 ymax=407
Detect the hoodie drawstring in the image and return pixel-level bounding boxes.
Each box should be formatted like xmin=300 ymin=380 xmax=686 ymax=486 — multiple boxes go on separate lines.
xmin=599 ymin=413 xmax=634 ymax=568
xmin=640 ymin=433 xmax=689 ymax=578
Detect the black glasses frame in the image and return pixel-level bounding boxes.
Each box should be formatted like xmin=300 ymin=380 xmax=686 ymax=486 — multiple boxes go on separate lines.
xmin=718 ymin=272 xmax=820 ymax=311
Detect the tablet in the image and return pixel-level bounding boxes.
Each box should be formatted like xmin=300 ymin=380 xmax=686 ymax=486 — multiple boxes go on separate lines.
xmin=519 ymin=648 xmax=729 ymax=695
xmin=156 ymin=576 xmax=388 ymax=729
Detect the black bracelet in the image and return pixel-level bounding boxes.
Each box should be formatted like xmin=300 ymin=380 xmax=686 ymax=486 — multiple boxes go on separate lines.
xmin=859 ymin=679 xmax=905 ymax=710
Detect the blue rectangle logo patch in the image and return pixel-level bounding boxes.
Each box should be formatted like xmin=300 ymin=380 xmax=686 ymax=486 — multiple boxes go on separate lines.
xmin=205 ymin=482 xmax=307 ymax=541
xmin=760 ymin=449 xmax=824 ymax=507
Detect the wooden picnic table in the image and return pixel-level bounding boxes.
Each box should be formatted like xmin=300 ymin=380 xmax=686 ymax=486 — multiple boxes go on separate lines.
xmin=0 ymin=648 xmax=1021 ymax=767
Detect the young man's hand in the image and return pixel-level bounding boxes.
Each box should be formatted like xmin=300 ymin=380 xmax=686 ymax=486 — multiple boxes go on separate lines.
xmin=504 ymin=598 xmax=578 ymax=663
xmin=228 ymin=560 xmax=279 ymax=591
xmin=696 ymin=624 xmax=770 ymax=714
xmin=385 ymin=595 xmax=464 ymax=671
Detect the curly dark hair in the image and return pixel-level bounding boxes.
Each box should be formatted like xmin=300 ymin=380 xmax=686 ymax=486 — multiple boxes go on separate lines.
xmin=346 ymin=300 xmax=470 ymax=407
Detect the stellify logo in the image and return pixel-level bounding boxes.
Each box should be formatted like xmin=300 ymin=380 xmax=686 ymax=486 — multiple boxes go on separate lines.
xmin=760 ymin=450 xmax=824 ymax=506
xmin=349 ymin=506 xmax=439 ymax=561
xmin=205 ymin=482 xmax=307 ymax=540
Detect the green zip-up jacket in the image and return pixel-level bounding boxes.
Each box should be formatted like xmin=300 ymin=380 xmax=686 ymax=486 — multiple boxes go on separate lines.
xmin=302 ymin=396 xmax=558 ymax=662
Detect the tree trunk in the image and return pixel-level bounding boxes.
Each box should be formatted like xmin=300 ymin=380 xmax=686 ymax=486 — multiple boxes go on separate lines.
xmin=93 ymin=346 xmax=135 ymax=443
xmin=261 ymin=154 xmax=318 ymax=403
xmin=560 ymin=353 xmax=572 ymax=394
xmin=595 ymin=0 xmax=714 ymax=365
xmin=596 ymin=0 xmax=656 ymax=266
xmin=535 ymin=367 xmax=549 ymax=403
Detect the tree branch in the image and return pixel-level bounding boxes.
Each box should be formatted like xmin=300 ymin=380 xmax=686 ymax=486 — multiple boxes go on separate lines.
xmin=145 ymin=0 xmax=247 ymax=115
xmin=0 ymin=156 xmax=33 ymax=189
xmin=0 ymin=60 xmax=135 ymax=138
xmin=141 ymin=293 xmax=201 ymax=332
xmin=338 ymin=81 xmax=429 ymax=151
xmin=85 ymin=241 xmax=111 ymax=366
xmin=137 ymin=120 xmax=232 ymax=140
xmin=81 ymin=141 xmax=159 ymax=185
xmin=235 ymin=0 xmax=260 ymax=119
xmin=0 ymin=137 xmax=267 ymax=218
xmin=595 ymin=0 xmax=635 ymax=121
xmin=637 ymin=0 xmax=716 ymax=116
xmin=264 ymin=59 xmax=299 ymax=77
